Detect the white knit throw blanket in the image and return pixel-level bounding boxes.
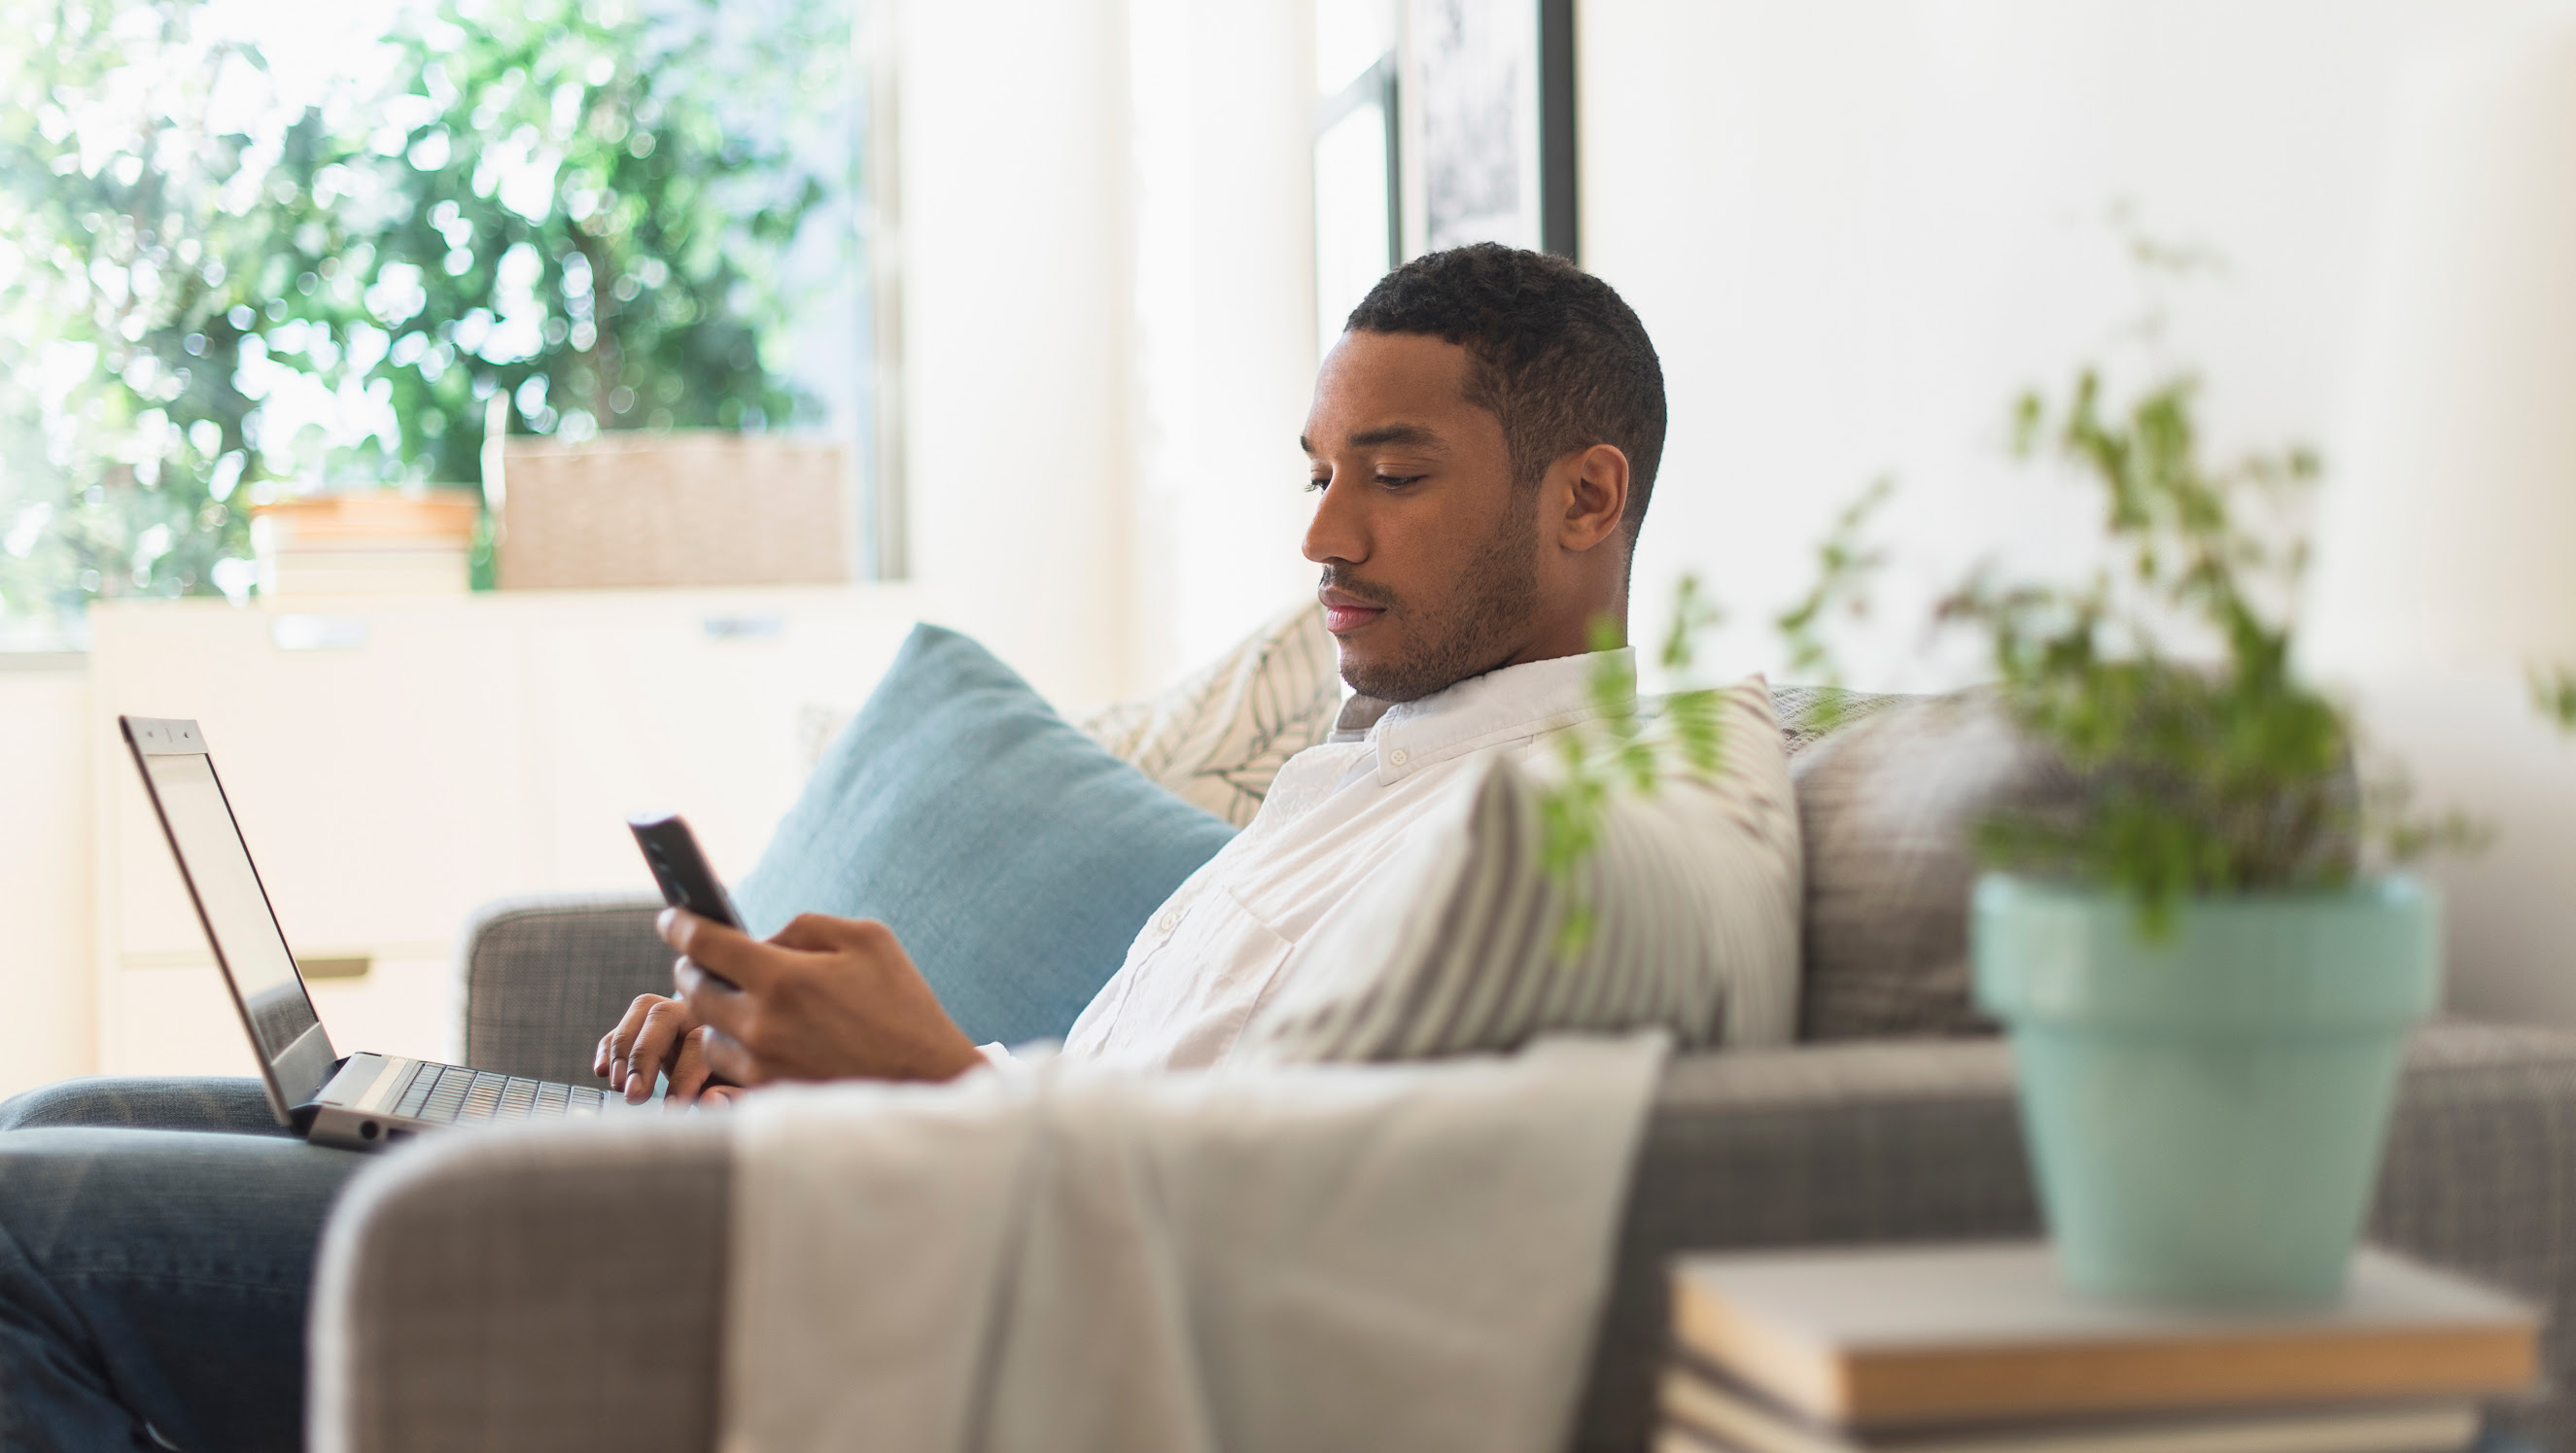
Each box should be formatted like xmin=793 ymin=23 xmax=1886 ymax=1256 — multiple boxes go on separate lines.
xmin=720 ymin=1033 xmax=1669 ymax=1453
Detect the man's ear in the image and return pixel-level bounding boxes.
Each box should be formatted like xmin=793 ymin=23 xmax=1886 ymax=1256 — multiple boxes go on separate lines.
xmin=1554 ymin=443 xmax=1631 ymax=552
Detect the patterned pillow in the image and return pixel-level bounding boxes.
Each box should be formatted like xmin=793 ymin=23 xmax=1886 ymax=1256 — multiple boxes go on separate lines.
xmin=1072 ymin=602 xmax=1343 ymax=826
xmin=1790 ymin=693 xmax=2079 ymax=1039
xmin=1238 ymin=677 xmax=1803 ymax=1061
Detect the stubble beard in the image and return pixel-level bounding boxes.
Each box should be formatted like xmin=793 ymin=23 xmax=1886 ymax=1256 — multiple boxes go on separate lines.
xmin=1332 ymin=490 xmax=1541 ymax=705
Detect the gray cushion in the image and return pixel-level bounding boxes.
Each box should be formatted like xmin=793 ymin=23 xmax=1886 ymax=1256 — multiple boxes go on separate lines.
xmin=1769 ymin=685 xmax=1908 ymax=758
xmin=1787 ymin=693 xmax=2079 ymax=1040
xmin=459 ymin=894 xmax=674 ymax=1083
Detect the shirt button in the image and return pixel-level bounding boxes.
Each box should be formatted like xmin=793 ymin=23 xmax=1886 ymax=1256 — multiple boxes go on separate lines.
xmin=1158 ymin=912 xmax=1181 ymax=933
xmin=1389 ymin=747 xmax=1410 ymax=767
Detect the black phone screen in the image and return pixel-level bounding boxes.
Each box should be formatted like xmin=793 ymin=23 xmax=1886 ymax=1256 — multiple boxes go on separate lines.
xmin=627 ymin=813 xmax=744 ymax=930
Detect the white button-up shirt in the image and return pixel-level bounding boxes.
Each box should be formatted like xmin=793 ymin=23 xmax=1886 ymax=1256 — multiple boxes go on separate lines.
xmin=1062 ymin=648 xmax=1628 ymax=1071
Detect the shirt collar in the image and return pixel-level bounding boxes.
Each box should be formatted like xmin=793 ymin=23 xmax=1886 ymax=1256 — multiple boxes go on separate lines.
xmin=1334 ymin=647 xmax=1633 ymax=783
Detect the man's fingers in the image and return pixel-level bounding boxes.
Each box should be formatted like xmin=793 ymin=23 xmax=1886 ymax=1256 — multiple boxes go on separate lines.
xmin=611 ymin=995 xmax=664 ymax=1093
xmin=597 ymin=994 xmax=661 ymax=1083
xmin=658 ymin=908 xmax=782 ymax=991
xmin=622 ymin=999 xmax=696 ymax=1104
xmin=675 ymin=959 xmax=753 ymax=1043
xmin=768 ymin=913 xmax=847 ymax=951
xmin=698 ymin=1026 xmax=758 ymax=1087
xmin=666 ymin=1026 xmax=714 ymax=1107
xmin=769 ymin=913 xmax=889 ymax=954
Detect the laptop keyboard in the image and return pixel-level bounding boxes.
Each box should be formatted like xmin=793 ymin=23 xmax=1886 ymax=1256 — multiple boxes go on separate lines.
xmin=380 ymin=1061 xmax=609 ymax=1124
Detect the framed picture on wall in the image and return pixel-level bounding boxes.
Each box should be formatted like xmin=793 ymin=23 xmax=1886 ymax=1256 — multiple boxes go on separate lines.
xmin=1313 ymin=0 xmax=1575 ymax=352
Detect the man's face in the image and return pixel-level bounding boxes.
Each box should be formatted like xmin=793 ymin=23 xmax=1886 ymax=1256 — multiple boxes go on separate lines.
xmin=1301 ymin=330 xmax=1540 ymax=703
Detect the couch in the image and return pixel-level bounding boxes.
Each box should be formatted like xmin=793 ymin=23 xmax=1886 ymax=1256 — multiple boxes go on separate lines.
xmin=304 ymin=698 xmax=2576 ymax=1453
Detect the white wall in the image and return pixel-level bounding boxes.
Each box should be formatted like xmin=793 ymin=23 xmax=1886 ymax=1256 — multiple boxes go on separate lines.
xmin=0 ymin=669 xmax=97 ymax=1099
xmin=894 ymin=0 xmax=1142 ymax=707
xmin=2347 ymin=674 xmax=2576 ymax=1026
xmin=896 ymin=0 xmax=1323 ymax=707
xmin=1125 ymin=0 xmax=1325 ymax=687
xmin=1581 ymin=0 xmax=2576 ymax=691
xmin=1082 ymin=0 xmax=2576 ymax=700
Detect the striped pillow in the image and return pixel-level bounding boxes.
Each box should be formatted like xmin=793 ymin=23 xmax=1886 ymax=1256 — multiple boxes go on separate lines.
xmin=1074 ymin=602 xmax=1342 ymax=826
xmin=1240 ymin=677 xmax=1803 ymax=1062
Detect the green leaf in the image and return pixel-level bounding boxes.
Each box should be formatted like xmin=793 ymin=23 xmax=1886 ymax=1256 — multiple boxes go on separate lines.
xmin=0 ymin=0 xmax=852 ymax=624
xmin=2532 ymin=665 xmax=2576 ymax=736
xmin=1938 ymin=240 xmax=2470 ymax=913
xmin=1538 ymin=581 xmax=1738 ymax=960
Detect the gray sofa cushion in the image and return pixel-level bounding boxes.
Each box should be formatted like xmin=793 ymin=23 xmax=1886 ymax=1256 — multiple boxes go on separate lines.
xmin=1769 ymin=685 xmax=1907 ymax=759
xmin=458 ymin=893 xmax=674 ymax=1083
xmin=1788 ymin=694 xmax=2079 ymax=1040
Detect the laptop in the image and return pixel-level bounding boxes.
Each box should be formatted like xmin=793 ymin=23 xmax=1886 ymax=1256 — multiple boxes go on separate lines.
xmin=121 ymin=714 xmax=632 ymax=1149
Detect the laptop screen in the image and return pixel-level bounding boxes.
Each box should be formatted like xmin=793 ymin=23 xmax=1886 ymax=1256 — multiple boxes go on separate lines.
xmin=135 ymin=749 xmax=323 ymax=1063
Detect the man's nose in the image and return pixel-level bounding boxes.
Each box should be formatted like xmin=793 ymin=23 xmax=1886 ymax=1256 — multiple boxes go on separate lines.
xmin=1303 ymin=474 xmax=1368 ymax=566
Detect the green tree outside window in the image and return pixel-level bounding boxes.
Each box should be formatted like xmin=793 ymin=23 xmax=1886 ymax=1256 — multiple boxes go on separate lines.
xmin=0 ymin=0 xmax=853 ymax=633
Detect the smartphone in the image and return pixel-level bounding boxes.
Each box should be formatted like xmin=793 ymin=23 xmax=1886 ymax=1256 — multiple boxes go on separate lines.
xmin=627 ymin=813 xmax=746 ymax=932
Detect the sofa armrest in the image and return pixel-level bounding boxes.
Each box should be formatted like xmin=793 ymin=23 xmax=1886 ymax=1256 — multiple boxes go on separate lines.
xmin=308 ymin=1117 xmax=730 ymax=1453
xmin=2368 ymin=1022 xmax=2576 ymax=1453
xmin=456 ymin=893 xmax=672 ymax=1082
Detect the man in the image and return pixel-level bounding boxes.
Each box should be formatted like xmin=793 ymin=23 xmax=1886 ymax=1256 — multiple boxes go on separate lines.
xmin=0 ymin=242 xmax=1666 ymax=1451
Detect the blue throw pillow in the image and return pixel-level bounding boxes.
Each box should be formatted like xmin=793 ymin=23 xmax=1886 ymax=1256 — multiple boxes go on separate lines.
xmin=733 ymin=623 xmax=1239 ymax=1047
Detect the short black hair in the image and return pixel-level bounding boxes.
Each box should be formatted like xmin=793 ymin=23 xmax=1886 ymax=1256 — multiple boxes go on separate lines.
xmin=1344 ymin=243 xmax=1667 ymax=539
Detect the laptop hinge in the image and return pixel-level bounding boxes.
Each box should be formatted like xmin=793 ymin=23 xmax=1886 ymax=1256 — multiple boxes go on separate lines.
xmin=287 ymin=1056 xmax=353 ymax=1133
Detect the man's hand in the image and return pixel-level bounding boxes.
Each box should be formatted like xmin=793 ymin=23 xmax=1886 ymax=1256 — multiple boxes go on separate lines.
xmin=594 ymin=994 xmax=731 ymax=1106
xmin=659 ymin=909 xmax=985 ymax=1086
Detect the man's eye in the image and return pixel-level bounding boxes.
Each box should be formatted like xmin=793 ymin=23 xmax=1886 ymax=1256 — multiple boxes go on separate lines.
xmin=1305 ymin=476 xmax=1329 ymax=494
xmin=1375 ymin=473 xmax=1424 ymax=487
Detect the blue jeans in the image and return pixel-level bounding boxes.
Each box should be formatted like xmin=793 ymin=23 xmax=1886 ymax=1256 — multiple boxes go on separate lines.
xmin=0 ymin=1077 xmax=365 ymax=1452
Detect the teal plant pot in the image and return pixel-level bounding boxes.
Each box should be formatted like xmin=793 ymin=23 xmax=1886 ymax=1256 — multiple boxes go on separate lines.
xmin=1972 ymin=875 xmax=2440 ymax=1305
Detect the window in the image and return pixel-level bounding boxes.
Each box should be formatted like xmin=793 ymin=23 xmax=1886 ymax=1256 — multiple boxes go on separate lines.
xmin=1309 ymin=0 xmax=1577 ymax=355
xmin=0 ymin=0 xmax=872 ymax=646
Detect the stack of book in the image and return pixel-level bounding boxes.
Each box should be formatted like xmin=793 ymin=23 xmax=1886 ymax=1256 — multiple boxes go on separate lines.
xmin=1662 ymin=1243 xmax=2538 ymax=1453
xmin=250 ymin=492 xmax=480 ymax=596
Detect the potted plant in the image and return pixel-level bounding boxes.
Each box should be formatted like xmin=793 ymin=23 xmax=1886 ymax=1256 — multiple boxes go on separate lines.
xmin=1943 ymin=362 xmax=2470 ymax=1305
xmin=1531 ymin=244 xmax=2491 ymax=1305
